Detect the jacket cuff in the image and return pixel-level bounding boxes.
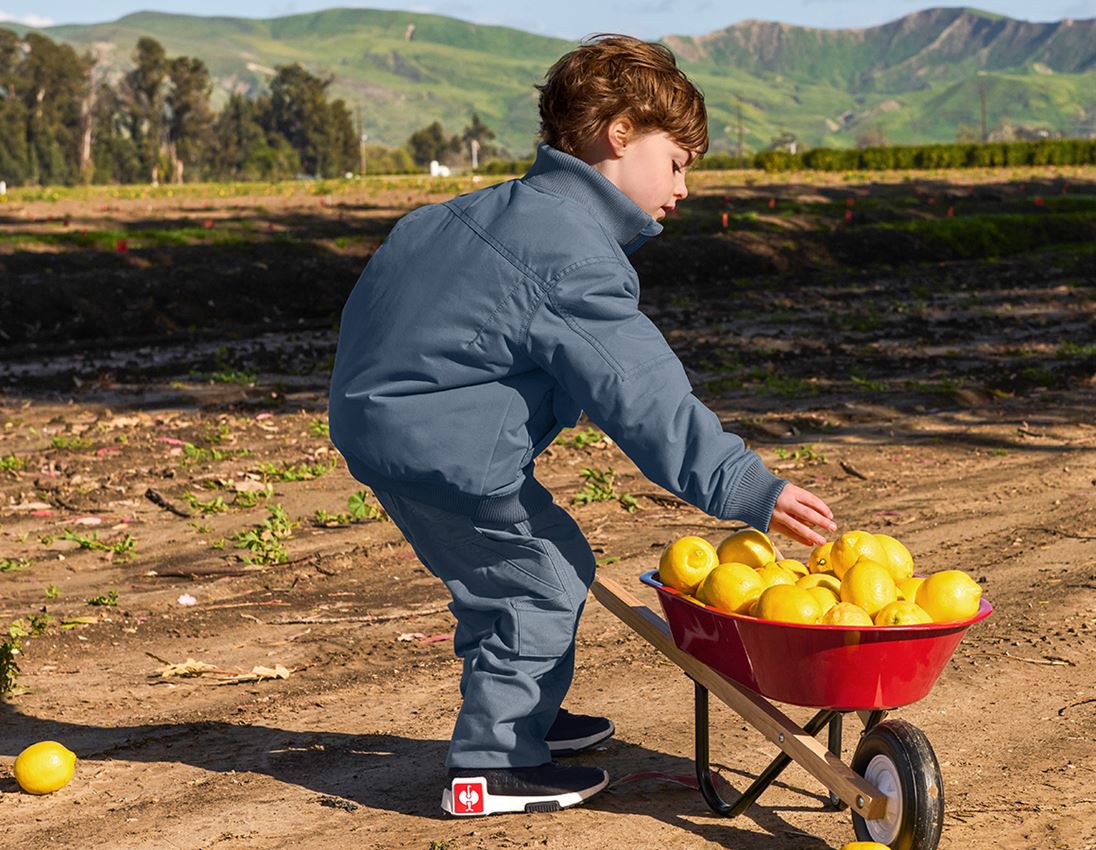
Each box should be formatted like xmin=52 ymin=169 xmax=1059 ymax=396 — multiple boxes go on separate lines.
xmin=720 ymin=454 xmax=788 ymax=532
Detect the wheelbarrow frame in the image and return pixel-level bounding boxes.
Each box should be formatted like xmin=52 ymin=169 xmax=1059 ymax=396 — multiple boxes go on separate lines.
xmin=592 ymin=574 xmax=891 ymax=820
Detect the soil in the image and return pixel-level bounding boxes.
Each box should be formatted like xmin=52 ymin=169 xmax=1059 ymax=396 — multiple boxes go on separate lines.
xmin=1 ymin=168 xmax=1094 ymax=849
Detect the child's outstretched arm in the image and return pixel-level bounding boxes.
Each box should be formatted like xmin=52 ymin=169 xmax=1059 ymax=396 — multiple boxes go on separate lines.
xmin=524 ymin=260 xmax=835 ymax=543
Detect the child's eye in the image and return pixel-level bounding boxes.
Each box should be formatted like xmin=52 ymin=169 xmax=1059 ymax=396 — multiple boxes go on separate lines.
xmin=673 ymin=162 xmax=682 ymax=173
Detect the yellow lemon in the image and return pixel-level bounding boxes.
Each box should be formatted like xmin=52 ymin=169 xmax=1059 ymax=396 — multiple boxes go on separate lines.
xmin=13 ymin=741 xmax=77 ymax=795
xmin=659 ymin=536 xmax=719 ymax=594
xmin=776 ymin=558 xmax=808 ymax=577
xmin=807 ymin=541 xmax=833 ymax=573
xmin=915 ymin=570 xmax=982 ymax=622
xmin=874 ymin=600 xmax=933 ymax=626
xmin=755 ymin=562 xmax=796 ymax=589
xmin=754 ymin=585 xmax=823 ymax=624
xmin=874 ymin=533 xmax=915 ymax=583
xmin=822 ymin=602 xmax=874 ymax=626
xmin=796 ymin=573 xmax=842 ymax=594
xmin=899 ymin=576 xmax=926 ymax=602
xmin=806 ymin=586 xmax=839 ymax=615
xmin=839 ymin=558 xmax=898 ymax=618
xmin=716 ymin=528 xmax=776 ymax=569
xmin=842 ymin=843 xmax=892 ymax=850
xmin=829 ymin=531 xmax=886 ymax=579
xmin=696 ymin=562 xmax=765 ymax=615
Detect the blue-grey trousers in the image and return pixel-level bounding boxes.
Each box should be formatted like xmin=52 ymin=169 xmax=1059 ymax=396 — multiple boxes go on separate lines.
xmin=371 ymin=485 xmax=597 ymax=769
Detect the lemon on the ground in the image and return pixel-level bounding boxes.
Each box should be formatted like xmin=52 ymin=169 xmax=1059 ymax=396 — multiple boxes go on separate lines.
xmin=874 ymin=600 xmax=933 ymax=626
xmin=915 ymin=570 xmax=982 ymax=622
xmin=807 ymin=541 xmax=833 ymax=573
xmin=697 ymin=562 xmax=765 ymax=615
xmin=659 ymin=536 xmax=719 ymax=594
xmin=13 ymin=741 xmax=76 ymax=795
xmin=806 ymin=586 xmax=839 ymax=615
xmin=822 ymin=602 xmax=874 ymax=626
xmin=898 ymin=576 xmax=926 ymax=602
xmin=874 ymin=533 xmax=915 ymax=583
xmin=754 ymin=585 xmax=823 ymax=624
xmin=755 ymin=562 xmax=796 ymax=589
xmin=829 ymin=531 xmax=887 ymax=579
xmin=842 ymin=843 xmax=892 ymax=850
xmin=839 ymin=558 xmax=898 ymax=617
xmin=796 ymin=573 xmax=842 ymax=594
xmin=776 ymin=558 xmax=808 ymax=577
xmin=716 ymin=528 xmax=776 ymax=569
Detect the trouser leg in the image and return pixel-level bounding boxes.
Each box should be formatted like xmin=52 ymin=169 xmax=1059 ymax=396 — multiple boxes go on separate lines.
xmin=372 ymin=489 xmax=596 ymax=769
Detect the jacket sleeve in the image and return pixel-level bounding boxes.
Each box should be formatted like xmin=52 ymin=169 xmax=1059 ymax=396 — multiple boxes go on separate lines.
xmin=522 ymin=259 xmax=786 ymax=531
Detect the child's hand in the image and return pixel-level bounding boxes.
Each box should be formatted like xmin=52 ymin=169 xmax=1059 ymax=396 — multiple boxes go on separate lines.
xmin=769 ymin=483 xmax=836 ymax=548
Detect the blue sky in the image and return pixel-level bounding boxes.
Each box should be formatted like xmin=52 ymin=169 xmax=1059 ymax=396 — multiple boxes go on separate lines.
xmin=2 ymin=0 xmax=1093 ymax=35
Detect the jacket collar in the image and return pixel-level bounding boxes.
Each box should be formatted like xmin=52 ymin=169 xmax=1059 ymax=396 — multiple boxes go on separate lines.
xmin=522 ymin=143 xmax=663 ymax=255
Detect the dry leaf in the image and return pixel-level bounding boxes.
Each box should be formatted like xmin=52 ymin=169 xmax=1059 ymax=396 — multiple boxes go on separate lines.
xmin=159 ymin=657 xmax=219 ymax=678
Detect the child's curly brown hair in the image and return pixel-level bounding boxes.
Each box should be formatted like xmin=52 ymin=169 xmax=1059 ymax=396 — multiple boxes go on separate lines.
xmin=536 ymin=34 xmax=709 ymax=162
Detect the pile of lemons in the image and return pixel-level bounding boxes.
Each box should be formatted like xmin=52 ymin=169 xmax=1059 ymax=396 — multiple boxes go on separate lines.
xmin=658 ymin=528 xmax=982 ymax=626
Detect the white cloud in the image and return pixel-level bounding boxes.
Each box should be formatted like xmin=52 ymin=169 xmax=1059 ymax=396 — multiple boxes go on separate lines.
xmin=0 ymin=10 xmax=54 ymax=27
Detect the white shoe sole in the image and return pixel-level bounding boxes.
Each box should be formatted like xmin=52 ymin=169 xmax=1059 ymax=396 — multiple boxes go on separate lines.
xmin=441 ymin=771 xmax=609 ymax=816
xmin=548 ymin=720 xmax=615 ymax=756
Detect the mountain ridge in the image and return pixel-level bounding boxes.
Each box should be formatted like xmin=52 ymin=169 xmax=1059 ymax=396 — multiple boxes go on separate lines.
xmin=6 ymin=6 xmax=1095 ymax=153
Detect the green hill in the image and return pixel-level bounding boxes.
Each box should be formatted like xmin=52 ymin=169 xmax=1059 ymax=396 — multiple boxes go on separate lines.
xmin=11 ymin=6 xmax=1096 ymax=154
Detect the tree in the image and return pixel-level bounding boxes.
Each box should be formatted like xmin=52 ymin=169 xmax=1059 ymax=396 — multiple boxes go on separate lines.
xmin=0 ymin=29 xmax=29 ymax=184
xmin=166 ymin=56 xmax=214 ymax=182
xmin=407 ymin=120 xmax=449 ymax=166
xmin=90 ymin=80 xmax=142 ymax=183
xmin=120 ymin=37 xmax=168 ymax=183
xmin=15 ymin=33 xmax=93 ymax=185
xmin=211 ymin=93 xmax=298 ymax=180
xmin=266 ymin=63 xmax=346 ymax=177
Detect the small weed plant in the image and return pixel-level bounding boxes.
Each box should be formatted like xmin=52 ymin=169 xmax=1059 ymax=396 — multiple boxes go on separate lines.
xmin=554 ymin=428 xmax=607 ymax=449
xmin=258 ymin=458 xmax=337 ymax=482
xmin=573 ymin=467 xmax=638 ymax=513
xmin=232 ymin=504 xmax=297 ymax=564
xmin=0 ymin=454 xmax=27 ymax=472
xmin=62 ymin=530 xmax=137 ymax=562
xmin=86 ymin=589 xmax=119 ymax=607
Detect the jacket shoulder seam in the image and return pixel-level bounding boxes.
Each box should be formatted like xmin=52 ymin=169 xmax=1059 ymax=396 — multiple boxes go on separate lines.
xmin=442 ymin=200 xmax=547 ymax=288
xmin=517 ymin=257 xmax=630 ymax=347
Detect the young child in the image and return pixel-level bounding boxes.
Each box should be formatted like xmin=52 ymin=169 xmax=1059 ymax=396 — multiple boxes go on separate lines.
xmin=329 ymin=35 xmax=835 ymax=817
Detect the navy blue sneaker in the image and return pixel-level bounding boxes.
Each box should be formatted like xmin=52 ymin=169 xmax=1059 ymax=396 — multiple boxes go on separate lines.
xmin=443 ymin=761 xmax=608 ymax=816
xmin=546 ymin=708 xmax=615 ymax=756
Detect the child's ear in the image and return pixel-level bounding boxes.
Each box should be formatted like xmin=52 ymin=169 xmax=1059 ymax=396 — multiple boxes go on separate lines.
xmin=606 ymin=117 xmax=634 ymax=157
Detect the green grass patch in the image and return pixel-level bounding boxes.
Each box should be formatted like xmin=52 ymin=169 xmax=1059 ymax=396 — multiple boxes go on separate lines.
xmin=871 ymin=211 xmax=1096 ymax=260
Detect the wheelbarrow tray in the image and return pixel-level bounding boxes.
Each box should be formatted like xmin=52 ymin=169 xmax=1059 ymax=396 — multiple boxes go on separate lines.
xmin=640 ymin=569 xmax=993 ymax=710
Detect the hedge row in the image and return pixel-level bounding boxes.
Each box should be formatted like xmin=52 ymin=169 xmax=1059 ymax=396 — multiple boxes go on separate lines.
xmin=464 ymin=139 xmax=1095 ymax=176
xmin=753 ymin=139 xmax=1096 ymax=173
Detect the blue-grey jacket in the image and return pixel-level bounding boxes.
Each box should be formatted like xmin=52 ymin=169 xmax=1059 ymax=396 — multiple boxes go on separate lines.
xmin=329 ymin=144 xmax=786 ymax=528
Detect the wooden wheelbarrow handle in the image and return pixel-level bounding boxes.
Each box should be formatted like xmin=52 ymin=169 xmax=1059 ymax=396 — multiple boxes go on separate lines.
xmin=591 ymin=574 xmax=887 ymax=820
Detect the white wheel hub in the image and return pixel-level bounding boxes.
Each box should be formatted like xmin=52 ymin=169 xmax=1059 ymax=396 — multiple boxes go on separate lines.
xmin=863 ymin=753 xmax=903 ymax=844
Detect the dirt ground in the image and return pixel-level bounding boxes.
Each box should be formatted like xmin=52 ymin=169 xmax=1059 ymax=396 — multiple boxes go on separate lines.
xmin=1 ymin=169 xmax=1094 ymax=849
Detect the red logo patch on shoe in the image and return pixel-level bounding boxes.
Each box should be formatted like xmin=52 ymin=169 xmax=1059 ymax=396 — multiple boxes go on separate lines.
xmin=453 ymin=780 xmax=486 ymax=814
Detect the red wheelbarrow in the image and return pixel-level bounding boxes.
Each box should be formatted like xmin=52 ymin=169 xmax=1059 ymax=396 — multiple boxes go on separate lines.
xmin=591 ymin=569 xmax=992 ymax=850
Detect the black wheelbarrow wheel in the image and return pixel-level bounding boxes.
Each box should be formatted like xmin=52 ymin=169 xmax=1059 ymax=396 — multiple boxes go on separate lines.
xmin=850 ymin=719 xmax=944 ymax=850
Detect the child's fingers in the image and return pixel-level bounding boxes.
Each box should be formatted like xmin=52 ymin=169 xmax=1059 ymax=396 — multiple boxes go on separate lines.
xmin=793 ymin=502 xmax=837 ymax=533
xmin=789 ymin=485 xmax=834 ymax=520
xmin=772 ymin=514 xmax=827 ymax=548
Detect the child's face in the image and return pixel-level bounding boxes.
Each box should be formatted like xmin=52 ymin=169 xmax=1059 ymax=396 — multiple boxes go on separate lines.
xmin=609 ymin=131 xmax=691 ymax=222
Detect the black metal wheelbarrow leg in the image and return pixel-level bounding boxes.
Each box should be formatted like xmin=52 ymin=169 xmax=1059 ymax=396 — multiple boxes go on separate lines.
xmin=694 ymin=680 xmax=841 ymax=816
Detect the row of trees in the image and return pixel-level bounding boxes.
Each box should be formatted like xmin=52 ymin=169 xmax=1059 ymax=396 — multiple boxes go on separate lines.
xmin=0 ymin=30 xmax=359 ymax=185
xmin=0 ymin=29 xmax=503 ymax=186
